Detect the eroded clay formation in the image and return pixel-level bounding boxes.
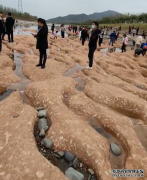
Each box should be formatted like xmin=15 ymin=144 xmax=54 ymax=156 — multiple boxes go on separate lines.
xmin=0 ymin=27 xmax=146 ymax=180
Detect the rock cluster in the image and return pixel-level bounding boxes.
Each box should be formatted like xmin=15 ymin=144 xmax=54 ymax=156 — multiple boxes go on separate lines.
xmin=35 ymin=106 xmax=97 ymax=180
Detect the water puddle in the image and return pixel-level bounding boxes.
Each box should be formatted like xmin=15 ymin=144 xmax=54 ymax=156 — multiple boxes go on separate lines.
xmin=64 ymin=63 xmax=84 ymax=77
xmin=62 ymin=94 xmax=126 ymax=170
xmin=134 ymin=84 xmax=147 ymax=91
xmin=74 ymin=77 xmax=85 ymax=92
xmin=30 ymin=48 xmax=34 ymax=55
xmin=0 ymin=51 xmax=32 ymax=105
xmin=129 ymin=117 xmax=147 ymax=152
xmin=85 ymin=117 xmax=126 ymax=169
xmin=134 ymin=125 xmax=147 ymax=151
xmin=100 ymin=48 xmax=121 ymax=53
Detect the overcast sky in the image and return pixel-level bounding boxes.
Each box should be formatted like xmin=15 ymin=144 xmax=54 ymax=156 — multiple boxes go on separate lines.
xmin=0 ymin=0 xmax=147 ymax=19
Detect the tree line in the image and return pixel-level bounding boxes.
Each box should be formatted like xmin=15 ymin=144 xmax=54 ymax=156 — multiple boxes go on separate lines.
xmin=0 ymin=4 xmax=38 ymax=21
xmin=83 ymin=13 xmax=147 ymax=25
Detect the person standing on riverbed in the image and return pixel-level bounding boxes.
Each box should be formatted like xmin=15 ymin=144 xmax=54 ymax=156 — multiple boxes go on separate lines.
xmin=86 ymin=22 xmax=101 ymax=69
xmin=6 ymin=12 xmax=15 ymax=43
xmin=0 ymin=12 xmax=5 ymax=54
xmin=81 ymin=27 xmax=87 ymax=45
xmin=32 ymin=18 xmax=48 ymax=69
xmin=2 ymin=15 xmax=8 ymax=40
xmin=61 ymin=24 xmax=65 ymax=38
xmin=98 ymin=28 xmax=104 ymax=47
xmin=51 ymin=24 xmax=55 ymax=35
xmin=121 ymin=34 xmax=128 ymax=53
xmin=109 ymin=31 xmax=116 ymax=46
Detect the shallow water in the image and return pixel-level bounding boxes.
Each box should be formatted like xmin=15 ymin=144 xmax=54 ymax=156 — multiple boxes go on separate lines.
xmin=100 ymin=48 xmax=122 ymax=53
xmin=74 ymin=77 xmax=85 ymax=92
xmin=85 ymin=117 xmax=126 ymax=169
xmin=64 ymin=63 xmax=84 ymax=77
xmin=0 ymin=51 xmax=31 ymax=105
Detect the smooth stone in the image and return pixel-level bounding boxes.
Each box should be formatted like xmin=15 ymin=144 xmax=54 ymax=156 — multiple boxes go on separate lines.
xmin=36 ymin=107 xmax=44 ymax=111
xmin=58 ymin=151 xmax=65 ymax=157
xmin=55 ymin=154 xmax=61 ymax=159
xmin=88 ymin=169 xmax=94 ymax=175
xmin=110 ymin=143 xmax=121 ymax=155
xmin=41 ymin=138 xmax=53 ymax=149
xmin=72 ymin=158 xmax=79 ymax=169
xmin=38 ymin=118 xmax=48 ymax=137
xmin=65 ymin=151 xmax=75 ymax=163
xmin=38 ymin=110 xmax=47 ymax=118
xmin=65 ymin=167 xmax=84 ymax=180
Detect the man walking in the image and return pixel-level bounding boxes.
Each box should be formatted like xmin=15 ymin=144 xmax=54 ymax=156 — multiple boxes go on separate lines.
xmin=0 ymin=12 xmax=5 ymax=54
xmin=6 ymin=12 xmax=15 ymax=43
xmin=121 ymin=34 xmax=128 ymax=53
xmin=109 ymin=31 xmax=116 ymax=46
xmin=81 ymin=27 xmax=87 ymax=46
xmin=86 ymin=22 xmax=101 ymax=69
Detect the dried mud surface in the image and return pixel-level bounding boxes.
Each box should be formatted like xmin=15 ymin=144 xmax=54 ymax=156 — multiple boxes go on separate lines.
xmin=0 ymin=31 xmax=147 ymax=180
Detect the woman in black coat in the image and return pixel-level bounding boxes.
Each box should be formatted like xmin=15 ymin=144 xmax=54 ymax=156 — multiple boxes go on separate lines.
xmin=33 ymin=18 xmax=48 ymax=69
xmin=51 ymin=23 xmax=55 ymax=34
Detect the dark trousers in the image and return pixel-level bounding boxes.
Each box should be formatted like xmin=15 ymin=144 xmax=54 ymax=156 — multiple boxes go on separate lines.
xmin=2 ymin=33 xmax=5 ymax=40
xmin=39 ymin=49 xmax=47 ymax=66
xmin=122 ymin=43 xmax=126 ymax=52
xmin=99 ymin=38 xmax=103 ymax=46
xmin=8 ymin=30 xmax=13 ymax=42
xmin=109 ymin=37 xmax=115 ymax=46
xmin=61 ymin=31 xmax=64 ymax=38
xmin=88 ymin=46 xmax=96 ymax=67
xmin=82 ymin=37 xmax=85 ymax=45
xmin=0 ymin=33 xmax=2 ymax=52
xmin=87 ymin=35 xmax=89 ymax=40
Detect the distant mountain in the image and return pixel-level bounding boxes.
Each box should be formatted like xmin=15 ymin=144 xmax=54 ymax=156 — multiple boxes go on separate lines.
xmin=47 ymin=10 xmax=121 ymax=23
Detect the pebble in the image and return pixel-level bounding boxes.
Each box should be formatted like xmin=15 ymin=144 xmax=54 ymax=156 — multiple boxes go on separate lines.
xmin=55 ymin=154 xmax=60 ymax=159
xmin=38 ymin=110 xmax=47 ymax=118
xmin=36 ymin=107 xmax=44 ymax=111
xmin=88 ymin=169 xmax=94 ymax=175
xmin=110 ymin=143 xmax=121 ymax=155
xmin=72 ymin=158 xmax=79 ymax=169
xmin=41 ymin=138 xmax=53 ymax=149
xmin=65 ymin=167 xmax=84 ymax=180
xmin=58 ymin=151 xmax=65 ymax=157
xmin=38 ymin=118 xmax=48 ymax=137
xmin=65 ymin=151 xmax=75 ymax=163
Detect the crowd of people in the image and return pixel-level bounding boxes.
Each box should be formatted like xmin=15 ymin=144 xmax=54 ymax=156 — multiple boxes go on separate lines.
xmin=0 ymin=12 xmax=147 ymax=69
xmin=0 ymin=12 xmax=15 ymax=54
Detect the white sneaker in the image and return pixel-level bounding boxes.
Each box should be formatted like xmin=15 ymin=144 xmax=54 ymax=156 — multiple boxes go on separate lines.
xmin=86 ymin=67 xmax=92 ymax=69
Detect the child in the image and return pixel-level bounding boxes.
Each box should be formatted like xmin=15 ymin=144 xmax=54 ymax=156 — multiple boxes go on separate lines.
xmin=54 ymin=31 xmax=58 ymax=39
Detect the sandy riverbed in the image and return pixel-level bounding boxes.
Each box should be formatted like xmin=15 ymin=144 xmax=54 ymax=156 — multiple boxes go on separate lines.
xmin=0 ymin=29 xmax=147 ymax=180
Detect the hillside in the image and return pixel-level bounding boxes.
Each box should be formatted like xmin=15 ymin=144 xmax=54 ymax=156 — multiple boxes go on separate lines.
xmin=47 ymin=10 xmax=121 ymax=23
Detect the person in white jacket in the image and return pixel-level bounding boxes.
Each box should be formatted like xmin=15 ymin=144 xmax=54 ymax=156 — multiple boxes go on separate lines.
xmin=121 ymin=34 xmax=128 ymax=52
xmin=135 ymin=35 xmax=143 ymax=49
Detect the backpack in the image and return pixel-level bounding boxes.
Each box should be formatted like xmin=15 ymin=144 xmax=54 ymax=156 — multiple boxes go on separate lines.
xmin=143 ymin=45 xmax=147 ymax=49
